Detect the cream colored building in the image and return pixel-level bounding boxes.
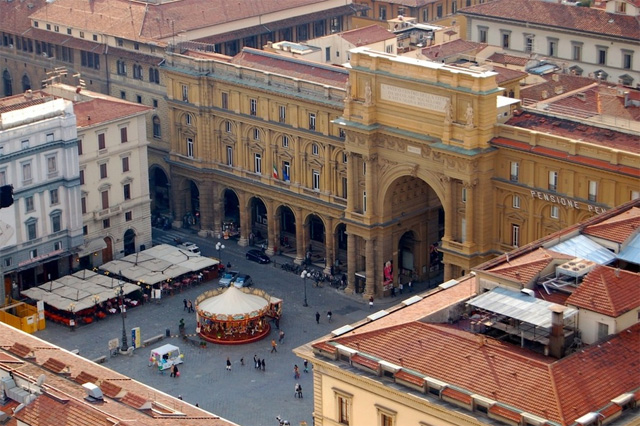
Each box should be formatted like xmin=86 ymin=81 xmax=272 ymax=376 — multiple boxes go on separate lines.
xmin=44 ymin=84 xmax=153 ymax=266
xmin=163 ymin=45 xmax=639 ymax=299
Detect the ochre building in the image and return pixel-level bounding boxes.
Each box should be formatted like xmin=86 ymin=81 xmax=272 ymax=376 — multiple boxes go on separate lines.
xmin=162 ymin=46 xmax=640 ymax=299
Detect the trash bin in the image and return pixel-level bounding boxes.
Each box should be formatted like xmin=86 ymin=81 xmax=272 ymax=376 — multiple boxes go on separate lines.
xmin=165 ymin=328 xmax=170 ymax=337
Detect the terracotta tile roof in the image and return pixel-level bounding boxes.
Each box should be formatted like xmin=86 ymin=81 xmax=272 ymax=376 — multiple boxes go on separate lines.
xmin=14 ymin=396 xmax=119 ymax=426
xmin=109 ymin=47 xmax=163 ymax=65
xmin=0 ymin=96 xmax=49 ymax=114
xmin=395 ymin=369 xmax=424 ymax=386
xmin=486 ymin=52 xmax=529 ymax=67
xmin=25 ymin=28 xmax=106 ymax=54
xmin=324 ymin=320 xmax=640 ymax=425
xmin=74 ymin=370 xmax=99 ymax=385
xmin=489 ymin=404 xmax=522 ymax=423
xmin=42 ymin=357 xmax=68 ymax=374
xmin=339 ymin=25 xmax=396 ymax=46
xmin=491 ymin=65 xmax=528 ymax=85
xmin=229 ymin=48 xmax=348 ymax=88
xmin=121 ymin=391 xmax=150 ymax=410
xmin=0 ymin=0 xmax=46 ymax=35
xmin=520 ymin=74 xmax=598 ymax=102
xmin=460 ymin=0 xmax=640 ymax=40
xmin=72 ymin=98 xmax=151 ymax=128
xmin=421 ymin=39 xmax=486 ymax=61
xmin=99 ymin=380 xmax=124 ymax=399
xmin=9 ymin=342 xmax=33 ymax=358
xmin=484 ymin=248 xmax=572 ymax=286
xmin=351 ymin=353 xmax=379 ymax=371
xmin=441 ymin=386 xmax=472 ymax=404
xmin=566 ymin=265 xmax=640 ymax=316
xmin=583 ymin=207 xmax=640 ymax=243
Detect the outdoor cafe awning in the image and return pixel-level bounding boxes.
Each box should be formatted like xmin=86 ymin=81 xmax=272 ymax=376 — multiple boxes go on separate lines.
xmin=76 ymin=237 xmax=107 ymax=258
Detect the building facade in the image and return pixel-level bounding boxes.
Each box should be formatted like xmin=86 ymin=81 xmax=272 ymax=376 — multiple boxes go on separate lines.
xmin=0 ymin=95 xmax=83 ymax=300
xmin=162 ymin=46 xmax=639 ymax=299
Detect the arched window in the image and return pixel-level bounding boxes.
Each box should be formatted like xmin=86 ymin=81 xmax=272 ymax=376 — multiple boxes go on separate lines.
xmin=152 ymin=115 xmax=161 ymax=138
xmin=2 ymin=70 xmax=12 ymax=97
xmin=21 ymin=74 xmax=31 ymax=92
xmin=148 ymin=67 xmax=160 ymax=84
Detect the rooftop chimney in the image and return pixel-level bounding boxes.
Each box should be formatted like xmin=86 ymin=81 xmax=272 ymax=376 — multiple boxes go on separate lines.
xmin=548 ymin=304 xmax=566 ymax=359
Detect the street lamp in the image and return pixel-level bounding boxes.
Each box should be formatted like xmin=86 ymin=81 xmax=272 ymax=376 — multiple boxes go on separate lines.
xmin=216 ymin=242 xmax=225 ymax=265
xmin=68 ymin=302 xmax=76 ymax=332
xmin=116 ymin=271 xmax=128 ymax=352
xmin=300 ymin=270 xmax=311 ymax=307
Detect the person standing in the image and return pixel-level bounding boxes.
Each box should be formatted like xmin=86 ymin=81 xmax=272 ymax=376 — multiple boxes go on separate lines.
xmin=261 ymin=359 xmax=265 ymax=371
xmin=271 ymin=339 xmax=278 ymax=353
xmin=315 ymin=312 xmax=320 ymax=324
xmin=183 ymin=299 xmax=188 ymax=311
xmin=226 ymin=357 xmax=232 ymax=371
xmin=294 ymin=365 xmax=300 ymax=379
xmin=399 ymin=282 xmax=404 ymax=294
xmin=303 ymin=359 xmax=309 ymax=373
xmin=327 ymin=311 xmax=332 ymax=323
xmin=170 ymin=364 xmax=179 ymax=378
xmin=279 ymin=330 xmax=285 ymax=344
xmin=253 ymin=354 xmax=258 ymax=369
xmin=408 ymin=280 xmax=413 ymax=293
xmin=187 ymin=300 xmax=194 ymax=313
xmin=369 ymin=296 xmax=374 ymax=309
xmin=296 ymin=383 xmax=303 ymax=398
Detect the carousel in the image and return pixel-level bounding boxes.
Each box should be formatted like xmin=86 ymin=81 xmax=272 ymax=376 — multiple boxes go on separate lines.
xmin=195 ymin=286 xmax=282 ymax=345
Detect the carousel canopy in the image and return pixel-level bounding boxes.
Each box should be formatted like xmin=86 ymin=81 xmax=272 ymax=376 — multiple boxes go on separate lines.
xmin=198 ymin=286 xmax=268 ymax=317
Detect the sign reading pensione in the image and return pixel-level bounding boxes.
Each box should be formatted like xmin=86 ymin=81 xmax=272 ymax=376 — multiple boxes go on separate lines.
xmin=380 ymin=84 xmax=448 ymax=112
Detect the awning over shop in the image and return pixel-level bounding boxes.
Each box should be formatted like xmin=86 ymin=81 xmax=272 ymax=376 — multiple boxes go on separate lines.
xmin=76 ymin=238 xmax=107 ymax=258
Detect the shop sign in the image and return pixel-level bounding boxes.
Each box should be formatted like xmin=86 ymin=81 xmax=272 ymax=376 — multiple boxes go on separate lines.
xmin=19 ymin=248 xmax=64 ymax=267
xmin=530 ymin=190 xmax=607 ymax=213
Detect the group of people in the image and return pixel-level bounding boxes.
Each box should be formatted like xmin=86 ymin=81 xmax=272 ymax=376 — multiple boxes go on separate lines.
xmin=315 ymin=311 xmax=332 ymax=324
xmin=253 ymin=354 xmax=266 ymax=370
xmin=183 ymin=299 xmax=195 ymax=313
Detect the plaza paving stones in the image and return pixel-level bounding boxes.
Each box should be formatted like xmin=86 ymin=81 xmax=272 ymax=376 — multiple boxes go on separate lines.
xmin=34 ymin=228 xmax=441 ymax=426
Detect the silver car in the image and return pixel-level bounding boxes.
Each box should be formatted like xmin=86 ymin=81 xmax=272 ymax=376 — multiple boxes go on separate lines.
xmin=219 ymin=271 xmax=238 ymax=287
xmin=233 ymin=274 xmax=253 ymax=288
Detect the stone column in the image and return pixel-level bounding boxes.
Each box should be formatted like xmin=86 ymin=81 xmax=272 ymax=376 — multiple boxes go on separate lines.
xmin=464 ymin=179 xmax=477 ymax=246
xmin=364 ymin=155 xmax=376 ymax=217
xmin=293 ymin=137 xmax=301 ymax=186
xmin=170 ymin=178 xmax=186 ymax=229
xmin=198 ymin=180 xmax=214 ymax=237
xmin=212 ymin=183 xmax=222 ymax=239
xmin=294 ymin=207 xmax=305 ymax=264
xmin=266 ymin=199 xmax=276 ymax=256
xmin=238 ymin=192 xmax=250 ymax=247
xmin=324 ymin=216 xmax=334 ymax=275
xmin=364 ymin=237 xmax=375 ymax=298
xmin=346 ymin=152 xmax=354 ymax=212
xmin=345 ymin=232 xmax=356 ymax=294
xmin=442 ymin=175 xmax=453 ymax=241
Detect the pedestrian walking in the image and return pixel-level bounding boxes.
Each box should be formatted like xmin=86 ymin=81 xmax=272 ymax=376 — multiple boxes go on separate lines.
xmin=279 ymin=330 xmax=285 ymax=344
xmin=296 ymin=383 xmax=303 ymax=398
xmin=240 ymin=357 xmax=245 ymax=366
xmin=271 ymin=339 xmax=278 ymax=353
xmin=294 ymin=365 xmax=300 ymax=379
xmin=170 ymin=364 xmax=179 ymax=378
xmin=226 ymin=357 xmax=232 ymax=371
xmin=391 ymin=286 xmax=396 ymax=297
xmin=275 ymin=318 xmax=280 ymax=329
xmin=303 ymin=359 xmax=309 ymax=373
xmin=408 ymin=280 xmax=413 ymax=292
xmin=253 ymin=354 xmax=258 ymax=369
xmin=369 ymin=296 xmax=374 ymax=309
xmin=261 ymin=359 xmax=265 ymax=371
xmin=187 ymin=300 xmax=194 ymax=313
xmin=327 ymin=311 xmax=332 ymax=323
xmin=315 ymin=312 xmax=320 ymax=324
xmin=183 ymin=299 xmax=188 ymax=311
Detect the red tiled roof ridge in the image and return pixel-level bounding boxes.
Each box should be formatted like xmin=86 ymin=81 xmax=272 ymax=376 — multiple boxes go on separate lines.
xmin=236 ymin=47 xmax=348 ymax=76
xmin=566 ymin=266 xmax=640 ymax=316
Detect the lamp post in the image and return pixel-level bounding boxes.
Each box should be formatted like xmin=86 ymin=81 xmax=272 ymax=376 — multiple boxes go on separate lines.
xmin=300 ymin=270 xmax=311 ymax=307
xmin=116 ymin=271 xmax=128 ymax=352
xmin=216 ymin=242 xmax=225 ymax=265
xmin=68 ymin=302 xmax=76 ymax=332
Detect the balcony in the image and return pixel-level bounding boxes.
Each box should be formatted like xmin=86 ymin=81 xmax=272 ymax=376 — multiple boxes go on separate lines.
xmin=93 ymin=205 xmax=121 ymax=220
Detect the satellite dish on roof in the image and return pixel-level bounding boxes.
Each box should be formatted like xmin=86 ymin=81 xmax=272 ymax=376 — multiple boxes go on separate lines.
xmin=36 ymin=374 xmax=46 ymax=387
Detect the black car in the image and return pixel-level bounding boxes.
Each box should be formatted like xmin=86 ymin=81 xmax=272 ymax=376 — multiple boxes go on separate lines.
xmin=246 ymin=249 xmax=271 ymax=264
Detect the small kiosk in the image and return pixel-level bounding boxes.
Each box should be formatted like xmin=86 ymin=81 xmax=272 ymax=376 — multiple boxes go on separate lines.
xmin=148 ymin=344 xmax=184 ymax=370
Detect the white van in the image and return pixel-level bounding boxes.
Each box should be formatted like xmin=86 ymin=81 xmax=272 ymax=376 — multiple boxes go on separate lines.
xmin=149 ymin=344 xmax=184 ymax=370
xmin=178 ymin=242 xmax=200 ymax=255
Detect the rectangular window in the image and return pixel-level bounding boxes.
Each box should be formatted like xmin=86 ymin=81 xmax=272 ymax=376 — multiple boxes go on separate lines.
xmin=253 ymin=128 xmax=260 ymax=140
xmin=363 ymin=191 xmax=367 ymax=213
xmin=548 ymin=39 xmax=557 ymax=57
xmin=511 ymin=224 xmax=520 ymax=247
xmin=29 ymin=249 xmax=37 ymax=259
xmin=77 ymin=139 xmax=83 ymax=155
xmin=225 ymin=121 xmax=232 ymax=133
xmin=338 ymin=395 xmax=350 ymax=425
xmin=312 ymin=144 xmax=319 ymax=156
xmin=119 ymin=127 xmax=128 ymax=143
xmin=461 ymin=187 xmax=467 ymax=203
xmin=282 ymin=135 xmax=289 ymax=148
xmin=325 ymin=47 xmax=331 ymax=62
xmin=379 ymin=6 xmax=386 ymax=20
xmin=125 ymin=211 xmax=132 ymax=221
xmin=79 ymin=169 xmax=85 ymax=185
xmin=182 ymin=84 xmax=189 ymax=102
xmin=81 ymin=196 xmax=87 ymax=214
xmin=597 ymin=47 xmax=607 ymax=65
xmin=123 ymin=183 xmax=131 ymax=200
xmin=25 ymin=196 xmax=34 ymax=212
xmin=622 ymin=51 xmax=632 ymax=69
xmin=51 ymin=215 xmax=61 ymax=233
xmin=309 ymin=113 xmax=316 ymax=130
xmin=510 ymin=162 xmax=519 ymax=182
xmin=551 ymin=205 xmax=559 ymax=219
xmin=423 ymin=8 xmax=429 ymax=21
xmin=597 ymin=322 xmax=609 ymax=340
xmin=283 ymin=161 xmax=290 ymax=182
xmin=21 ymin=140 xmax=29 ymax=150
xmin=54 ymin=241 xmax=62 ymax=251
xmin=312 ymin=170 xmax=320 ymax=190
xmin=588 ymin=180 xmax=597 ymax=201
xmin=502 ymin=32 xmax=510 ymax=49
xmin=103 ymin=218 xmax=110 ymax=229
xmin=548 ymin=171 xmax=558 ymax=192
xmin=98 ymin=133 xmax=106 ymax=150
xmin=27 ymin=223 xmax=37 ymax=241
xmin=221 ymin=92 xmax=228 ymax=109
xmin=47 ymin=156 xmax=57 ymax=175
xmin=83 ymin=225 xmax=88 ymax=235
xmin=100 ymin=163 xmax=108 ymax=179
xmin=226 ymin=146 xmax=233 ymax=166
xmin=572 ymin=43 xmax=582 ymax=61
xmin=122 ymin=157 xmax=130 ymax=172
xmin=436 ymin=4 xmax=443 ymax=18
xmin=187 ymin=138 xmax=194 ymax=158
xmin=279 ymin=105 xmax=286 ymax=123
xmin=342 ymin=177 xmax=348 ymax=198
xmin=381 ymin=413 xmax=394 ymax=426
xmin=50 ymin=189 xmax=59 ymax=205
xmin=250 ymin=98 xmax=257 ymax=116
xmin=513 ymin=195 xmax=520 ymax=209
xmin=120 ymin=91 xmax=126 ymax=100
xmin=101 ymin=190 xmax=109 ymax=209
xmin=478 ymin=27 xmax=488 ymax=44
xmin=339 ymin=128 xmax=346 ymax=138
xmin=254 ymin=153 xmax=262 ymax=174
xmin=46 ymin=133 xmax=54 ymax=142
xmin=136 ymin=95 xmax=142 ymax=103
xmin=524 ymin=36 xmax=534 ymax=53
xmin=22 ymin=163 xmax=32 ymax=183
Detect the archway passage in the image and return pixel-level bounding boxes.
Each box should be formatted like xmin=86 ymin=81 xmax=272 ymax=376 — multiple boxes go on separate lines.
xmin=3 ymin=70 xmax=12 ymax=97
xmin=383 ymin=175 xmax=444 ymax=285
xmin=189 ymin=181 xmax=200 ymax=227
xmin=249 ymin=197 xmax=267 ymax=246
xmin=123 ymin=229 xmax=136 ymax=256
xmin=222 ymin=189 xmax=240 ymax=239
xmin=102 ymin=237 xmax=114 ymax=263
xmin=305 ymin=214 xmax=325 ymax=266
xmin=149 ymin=167 xmax=170 ymax=214
xmin=277 ymin=205 xmax=296 ymax=254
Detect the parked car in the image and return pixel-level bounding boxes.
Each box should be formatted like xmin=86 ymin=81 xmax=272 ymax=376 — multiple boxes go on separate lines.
xmin=246 ymin=249 xmax=270 ymax=264
xmin=218 ymin=271 xmax=238 ymax=287
xmin=232 ymin=274 xmax=253 ymax=288
xmin=178 ymin=242 xmax=201 ymax=255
